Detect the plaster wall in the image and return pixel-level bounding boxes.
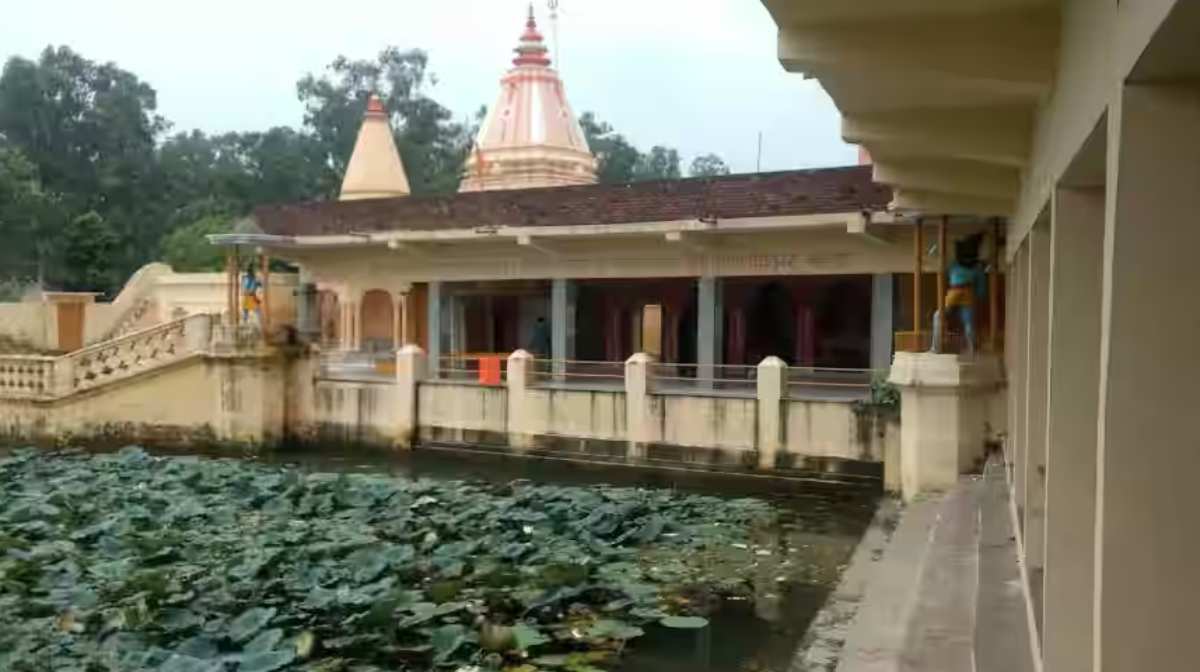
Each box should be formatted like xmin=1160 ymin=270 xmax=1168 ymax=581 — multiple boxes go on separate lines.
xmin=417 ymin=382 xmax=508 ymax=444
xmin=660 ymin=394 xmax=757 ymax=454
xmin=522 ymin=387 xmax=626 ymax=441
xmin=311 ymin=380 xmax=400 ymax=446
xmin=0 ymin=304 xmax=53 ymax=351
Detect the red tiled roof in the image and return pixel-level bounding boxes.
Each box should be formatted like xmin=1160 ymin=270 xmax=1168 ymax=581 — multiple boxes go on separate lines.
xmin=253 ymin=165 xmax=891 ymax=236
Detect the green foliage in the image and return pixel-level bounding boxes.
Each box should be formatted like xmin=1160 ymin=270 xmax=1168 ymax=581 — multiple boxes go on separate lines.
xmin=634 ymin=146 xmax=683 ymax=182
xmin=161 ymin=215 xmax=233 ymax=272
xmin=689 ymin=153 xmax=731 ymax=178
xmin=579 ymin=112 xmax=641 ymax=184
xmin=60 ymin=211 xmax=121 ymax=294
xmin=0 ymin=448 xmax=791 ymax=670
xmin=855 ymin=373 xmax=901 ymax=417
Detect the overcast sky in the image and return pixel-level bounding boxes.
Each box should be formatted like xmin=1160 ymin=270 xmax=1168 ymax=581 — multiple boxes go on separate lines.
xmin=0 ymin=0 xmax=856 ymax=173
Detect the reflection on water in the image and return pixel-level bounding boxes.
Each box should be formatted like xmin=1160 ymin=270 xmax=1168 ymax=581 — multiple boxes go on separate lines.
xmin=4 ymin=442 xmax=877 ymax=672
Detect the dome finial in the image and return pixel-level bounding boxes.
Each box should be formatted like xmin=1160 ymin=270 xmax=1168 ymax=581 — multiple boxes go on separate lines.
xmin=513 ymin=4 xmax=550 ymax=66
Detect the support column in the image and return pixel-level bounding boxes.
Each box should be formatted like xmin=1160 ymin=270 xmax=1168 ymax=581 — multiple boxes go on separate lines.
xmin=1094 ymin=83 xmax=1200 ymax=672
xmin=697 ymin=276 xmax=720 ymax=385
xmin=870 ymin=274 xmax=894 ymax=370
xmin=1010 ymin=243 xmax=1029 ymax=515
xmin=989 ymin=219 xmax=1002 ymax=351
xmin=427 ymin=281 xmax=442 ymax=377
xmin=756 ymin=357 xmax=786 ymax=469
xmin=1042 ymin=187 xmax=1103 ymax=672
xmin=1023 ymin=221 xmax=1051 ymax=582
xmin=912 ymin=218 xmax=923 ymax=346
xmin=551 ymin=278 xmax=576 ymax=378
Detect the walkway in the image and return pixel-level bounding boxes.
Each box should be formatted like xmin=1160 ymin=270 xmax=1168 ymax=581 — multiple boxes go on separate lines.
xmin=821 ymin=456 xmax=1034 ymax=672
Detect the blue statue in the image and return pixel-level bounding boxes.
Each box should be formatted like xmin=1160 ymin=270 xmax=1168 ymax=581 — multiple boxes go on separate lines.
xmin=933 ymin=233 xmax=987 ymax=355
xmin=241 ymin=264 xmax=263 ymax=325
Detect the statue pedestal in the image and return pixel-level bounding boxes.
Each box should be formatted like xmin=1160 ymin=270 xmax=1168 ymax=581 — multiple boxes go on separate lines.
xmin=888 ymin=352 xmax=1004 ymax=500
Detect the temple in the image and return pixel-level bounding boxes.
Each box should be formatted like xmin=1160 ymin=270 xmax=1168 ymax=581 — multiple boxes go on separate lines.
xmin=459 ymin=7 xmax=597 ymax=191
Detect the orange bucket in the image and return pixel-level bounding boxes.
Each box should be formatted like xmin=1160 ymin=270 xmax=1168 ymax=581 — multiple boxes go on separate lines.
xmin=478 ymin=356 xmax=503 ymax=385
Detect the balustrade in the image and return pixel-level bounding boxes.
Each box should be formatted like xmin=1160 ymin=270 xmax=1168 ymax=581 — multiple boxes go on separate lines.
xmin=0 ymin=356 xmax=55 ymax=398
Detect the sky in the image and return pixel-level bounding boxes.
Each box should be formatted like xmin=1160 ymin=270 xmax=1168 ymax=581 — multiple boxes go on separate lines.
xmin=0 ymin=0 xmax=856 ymax=174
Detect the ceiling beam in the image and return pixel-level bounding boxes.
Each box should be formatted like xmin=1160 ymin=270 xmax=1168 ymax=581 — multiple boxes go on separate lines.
xmin=778 ymin=8 xmax=1059 ymax=100
xmin=872 ymin=158 xmax=1022 ymax=201
xmin=891 ymin=187 xmax=1014 ymax=217
xmin=843 ymin=106 xmax=1034 ymax=167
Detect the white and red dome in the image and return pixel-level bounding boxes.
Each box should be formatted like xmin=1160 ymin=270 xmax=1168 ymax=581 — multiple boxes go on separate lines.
xmin=459 ymin=7 xmax=597 ymax=192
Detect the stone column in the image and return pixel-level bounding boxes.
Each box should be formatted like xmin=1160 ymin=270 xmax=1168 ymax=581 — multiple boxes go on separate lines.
xmin=506 ymin=349 xmax=534 ymax=451
xmin=1092 ymin=83 xmax=1200 ymax=672
xmin=1009 ymin=244 xmax=1029 ymax=511
xmin=870 ymin=274 xmax=894 ymax=370
xmin=697 ymin=276 xmax=722 ymax=387
xmin=624 ymin=353 xmax=657 ymax=459
xmin=1023 ymin=221 xmax=1051 ymax=574
xmin=1041 ymin=187 xmax=1103 ymax=672
xmin=756 ymin=357 xmax=786 ymax=470
xmin=551 ymin=278 xmax=576 ymax=379
xmin=395 ymin=345 xmax=427 ymax=449
xmin=427 ymin=281 xmax=442 ymax=377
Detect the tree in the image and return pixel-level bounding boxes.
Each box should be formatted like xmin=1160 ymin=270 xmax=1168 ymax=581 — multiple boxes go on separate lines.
xmin=578 ymin=112 xmax=640 ymax=184
xmin=60 ymin=211 xmax=120 ymax=294
xmin=161 ymin=214 xmax=232 ymax=272
xmin=0 ymin=145 xmax=64 ymax=285
xmin=689 ymin=153 xmax=731 ymax=178
xmin=296 ymin=48 xmax=473 ymax=196
xmin=634 ymin=146 xmax=682 ymax=182
xmin=0 ymin=47 xmax=167 ymax=277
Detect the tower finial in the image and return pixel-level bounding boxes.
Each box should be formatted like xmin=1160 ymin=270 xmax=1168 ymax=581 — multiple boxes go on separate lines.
xmin=513 ymin=5 xmax=551 ymax=66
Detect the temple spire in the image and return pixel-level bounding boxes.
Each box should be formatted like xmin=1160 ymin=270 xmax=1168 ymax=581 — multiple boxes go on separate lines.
xmin=459 ymin=7 xmax=596 ymax=192
xmin=339 ymin=93 xmax=411 ymax=201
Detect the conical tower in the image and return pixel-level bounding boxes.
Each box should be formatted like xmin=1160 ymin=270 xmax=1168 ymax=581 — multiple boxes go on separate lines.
xmin=459 ymin=6 xmax=597 ymax=192
xmin=339 ymin=94 xmax=411 ymax=200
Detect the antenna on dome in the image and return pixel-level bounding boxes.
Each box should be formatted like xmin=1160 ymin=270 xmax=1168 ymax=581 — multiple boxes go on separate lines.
xmin=547 ymin=0 xmax=560 ymax=70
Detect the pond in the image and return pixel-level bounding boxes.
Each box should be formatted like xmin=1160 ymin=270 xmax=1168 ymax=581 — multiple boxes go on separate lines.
xmin=0 ymin=444 xmax=877 ymax=672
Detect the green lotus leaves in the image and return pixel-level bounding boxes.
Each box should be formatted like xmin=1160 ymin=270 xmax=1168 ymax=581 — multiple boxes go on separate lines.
xmin=0 ymin=447 xmax=790 ymax=670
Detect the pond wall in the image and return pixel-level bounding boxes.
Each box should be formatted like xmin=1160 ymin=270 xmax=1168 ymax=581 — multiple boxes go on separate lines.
xmin=309 ymin=348 xmax=896 ymax=482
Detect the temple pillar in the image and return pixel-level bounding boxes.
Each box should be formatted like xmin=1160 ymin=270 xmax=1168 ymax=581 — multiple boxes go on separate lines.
xmin=697 ymin=276 xmax=723 ymax=385
xmin=870 ymin=273 xmax=894 ymax=370
xmin=1023 ymin=220 xmax=1051 ymax=580
xmin=1093 ymin=83 xmax=1200 ymax=672
xmin=551 ymin=278 xmax=576 ymax=378
xmin=1041 ymin=187 xmax=1103 ymax=672
xmin=427 ymin=281 xmax=442 ymax=376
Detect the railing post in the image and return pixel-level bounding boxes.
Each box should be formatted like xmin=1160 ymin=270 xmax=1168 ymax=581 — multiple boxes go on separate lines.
xmin=507 ymin=349 xmax=534 ymax=452
xmin=756 ymin=357 xmax=786 ymax=470
xmin=52 ymin=356 xmax=75 ymax=397
xmin=395 ymin=345 xmax=427 ymax=449
xmin=625 ymin=352 xmax=657 ymax=459
xmin=183 ymin=314 xmax=212 ymax=353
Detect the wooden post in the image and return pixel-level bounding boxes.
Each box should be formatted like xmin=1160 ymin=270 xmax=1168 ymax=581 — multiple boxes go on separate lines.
xmin=259 ymin=253 xmax=270 ymax=339
xmin=231 ymin=248 xmax=241 ymax=327
xmin=912 ymin=218 xmax=923 ymax=349
xmin=937 ymin=215 xmax=948 ymax=352
xmin=990 ymin=218 xmax=1001 ymax=351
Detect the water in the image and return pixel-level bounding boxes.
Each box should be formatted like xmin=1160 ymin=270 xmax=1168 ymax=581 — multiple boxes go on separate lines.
xmin=2 ymin=442 xmax=878 ymax=671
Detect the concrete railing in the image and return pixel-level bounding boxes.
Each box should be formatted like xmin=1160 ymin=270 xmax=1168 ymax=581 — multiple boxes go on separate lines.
xmin=0 ymin=313 xmax=214 ymax=400
xmin=0 ymin=354 xmax=57 ymax=398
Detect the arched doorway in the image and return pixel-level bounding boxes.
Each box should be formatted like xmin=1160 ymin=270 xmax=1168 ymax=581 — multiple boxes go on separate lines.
xmin=318 ymin=290 xmax=340 ymax=347
xmin=360 ymin=289 xmax=395 ymax=352
xmin=745 ymin=282 xmax=796 ymax=365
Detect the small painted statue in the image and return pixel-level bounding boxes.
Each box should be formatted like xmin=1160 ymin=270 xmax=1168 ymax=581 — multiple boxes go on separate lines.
xmin=933 ymin=233 xmax=987 ymax=355
xmin=241 ymin=264 xmax=263 ymax=325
